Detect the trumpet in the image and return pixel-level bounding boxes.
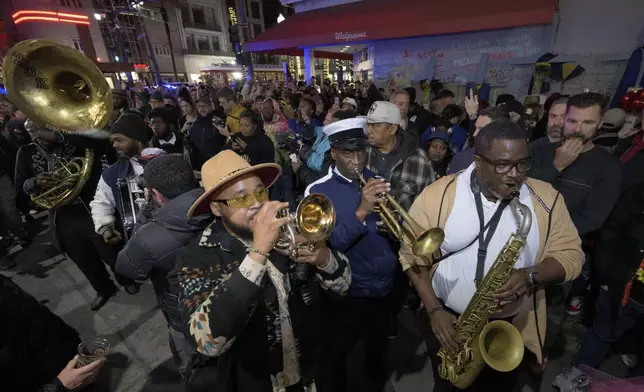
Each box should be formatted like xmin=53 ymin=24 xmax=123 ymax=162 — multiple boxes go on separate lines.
xmin=354 ymin=169 xmax=444 ymax=258
xmin=274 ymin=193 xmax=336 ymax=258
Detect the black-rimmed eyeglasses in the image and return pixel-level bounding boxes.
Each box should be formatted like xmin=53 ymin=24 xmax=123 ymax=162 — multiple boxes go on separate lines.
xmin=476 ymin=154 xmax=532 ymax=174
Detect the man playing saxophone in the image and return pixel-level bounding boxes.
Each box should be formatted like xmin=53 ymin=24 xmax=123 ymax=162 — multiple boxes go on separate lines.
xmin=400 ymin=121 xmax=584 ymax=391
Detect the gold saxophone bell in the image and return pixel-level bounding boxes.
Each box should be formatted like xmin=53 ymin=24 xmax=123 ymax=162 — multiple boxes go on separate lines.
xmin=2 ymin=39 xmax=113 ymax=209
xmin=354 ymin=169 xmax=444 ymax=258
xmin=274 ymin=193 xmax=336 ymax=258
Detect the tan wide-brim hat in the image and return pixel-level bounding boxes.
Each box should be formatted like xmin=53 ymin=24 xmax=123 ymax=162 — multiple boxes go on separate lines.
xmin=187 ymin=150 xmax=281 ymax=217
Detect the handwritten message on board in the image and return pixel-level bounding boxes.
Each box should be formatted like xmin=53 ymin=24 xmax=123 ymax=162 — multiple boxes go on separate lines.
xmin=372 ymin=25 xmax=551 ymax=92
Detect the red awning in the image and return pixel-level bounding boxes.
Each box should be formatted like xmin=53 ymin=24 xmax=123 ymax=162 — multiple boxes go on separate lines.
xmin=246 ymin=0 xmax=556 ymax=53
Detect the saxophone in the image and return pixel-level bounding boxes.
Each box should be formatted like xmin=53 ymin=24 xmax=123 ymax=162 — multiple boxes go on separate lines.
xmin=438 ymin=189 xmax=532 ymax=389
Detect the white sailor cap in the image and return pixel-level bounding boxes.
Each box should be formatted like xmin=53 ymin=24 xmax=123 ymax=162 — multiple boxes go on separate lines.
xmin=342 ymin=97 xmax=358 ymax=108
xmin=322 ymin=117 xmax=368 ymax=150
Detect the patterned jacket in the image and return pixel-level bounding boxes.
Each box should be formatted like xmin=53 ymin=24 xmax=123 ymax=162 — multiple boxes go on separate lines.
xmin=366 ymin=129 xmax=435 ymax=211
xmin=172 ymin=219 xmax=351 ymax=391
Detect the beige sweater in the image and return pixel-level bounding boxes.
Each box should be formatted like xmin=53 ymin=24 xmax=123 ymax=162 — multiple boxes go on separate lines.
xmin=399 ymin=174 xmax=585 ymax=363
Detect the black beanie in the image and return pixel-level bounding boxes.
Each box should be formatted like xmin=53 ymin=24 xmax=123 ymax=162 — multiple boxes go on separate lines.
xmin=109 ymin=113 xmax=150 ymax=143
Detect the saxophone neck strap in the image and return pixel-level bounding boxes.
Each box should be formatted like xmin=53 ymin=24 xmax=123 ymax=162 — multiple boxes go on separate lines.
xmin=471 ymin=170 xmax=510 ymax=286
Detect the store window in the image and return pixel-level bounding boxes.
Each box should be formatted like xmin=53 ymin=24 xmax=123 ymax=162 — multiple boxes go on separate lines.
xmin=197 ymin=35 xmax=210 ymax=51
xmin=212 ymin=36 xmax=221 ymax=52
xmin=253 ymin=24 xmax=263 ymax=37
xmin=186 ymin=34 xmax=196 ymax=51
xmin=251 ymin=2 xmax=261 ymax=19
xmin=71 ymin=38 xmax=84 ymax=53
xmin=192 ymin=6 xmax=206 ymax=25
xmin=61 ymin=0 xmax=83 ymax=7
xmin=180 ymin=5 xmax=191 ymax=24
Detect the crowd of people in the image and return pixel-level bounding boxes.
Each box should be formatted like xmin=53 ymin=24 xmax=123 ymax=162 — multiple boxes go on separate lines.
xmin=1 ymin=73 xmax=644 ymax=392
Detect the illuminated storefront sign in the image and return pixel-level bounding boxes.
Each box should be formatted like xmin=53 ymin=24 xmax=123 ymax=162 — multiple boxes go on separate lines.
xmin=13 ymin=10 xmax=89 ymax=25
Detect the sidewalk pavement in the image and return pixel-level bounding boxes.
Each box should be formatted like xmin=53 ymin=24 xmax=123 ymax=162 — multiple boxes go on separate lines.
xmin=1 ymin=215 xmax=630 ymax=392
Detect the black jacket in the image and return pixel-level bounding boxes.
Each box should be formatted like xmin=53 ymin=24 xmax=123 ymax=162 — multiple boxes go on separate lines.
xmin=172 ymin=219 xmax=351 ymax=391
xmin=1 ymin=275 xmax=80 ymax=392
xmin=594 ymin=182 xmax=644 ymax=315
xmin=528 ymin=143 xmax=622 ymax=236
xmin=115 ymin=188 xmax=210 ymax=332
xmin=151 ymin=131 xmax=185 ymax=155
xmin=224 ymin=131 xmax=275 ymax=165
xmin=295 ymin=150 xmax=333 ymax=187
xmin=189 ymin=112 xmax=227 ymax=170
xmin=14 ymin=131 xmax=109 ymax=250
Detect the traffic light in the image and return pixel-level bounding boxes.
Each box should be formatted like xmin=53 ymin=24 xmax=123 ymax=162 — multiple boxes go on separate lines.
xmin=228 ymin=25 xmax=240 ymax=45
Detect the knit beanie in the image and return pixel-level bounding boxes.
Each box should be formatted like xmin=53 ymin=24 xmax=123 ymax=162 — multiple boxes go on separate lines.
xmin=109 ymin=113 xmax=150 ymax=143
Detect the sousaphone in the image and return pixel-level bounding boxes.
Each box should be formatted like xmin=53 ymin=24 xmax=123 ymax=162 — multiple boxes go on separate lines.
xmin=2 ymin=39 xmax=113 ymax=208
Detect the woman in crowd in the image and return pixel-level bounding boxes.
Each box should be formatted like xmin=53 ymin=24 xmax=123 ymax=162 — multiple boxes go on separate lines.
xmin=178 ymin=98 xmax=199 ymax=137
xmin=224 ymin=110 xmax=275 ymax=165
xmin=424 ymin=130 xmax=452 ymax=179
xmin=442 ymin=104 xmax=468 ymax=152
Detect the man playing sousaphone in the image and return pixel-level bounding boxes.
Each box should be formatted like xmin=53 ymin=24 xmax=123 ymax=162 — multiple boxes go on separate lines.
xmin=400 ymin=121 xmax=584 ymax=391
xmin=14 ymin=118 xmax=135 ymax=310
xmin=172 ymin=150 xmax=351 ymax=391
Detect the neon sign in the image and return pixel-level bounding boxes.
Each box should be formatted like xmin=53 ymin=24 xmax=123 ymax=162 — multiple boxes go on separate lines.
xmin=227 ymin=7 xmax=238 ymax=26
xmin=13 ymin=10 xmax=90 ymax=25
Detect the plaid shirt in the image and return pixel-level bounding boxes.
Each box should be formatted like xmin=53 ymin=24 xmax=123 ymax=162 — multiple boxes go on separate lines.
xmin=366 ymin=144 xmax=435 ymax=211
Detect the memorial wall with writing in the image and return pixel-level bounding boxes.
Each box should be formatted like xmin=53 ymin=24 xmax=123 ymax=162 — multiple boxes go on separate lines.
xmin=372 ymin=25 xmax=551 ymax=99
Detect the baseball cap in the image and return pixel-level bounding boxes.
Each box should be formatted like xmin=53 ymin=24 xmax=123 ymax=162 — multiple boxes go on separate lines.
xmin=602 ymin=108 xmax=626 ymax=131
xmin=366 ymin=101 xmax=401 ymax=125
xmin=500 ymin=99 xmax=525 ymax=115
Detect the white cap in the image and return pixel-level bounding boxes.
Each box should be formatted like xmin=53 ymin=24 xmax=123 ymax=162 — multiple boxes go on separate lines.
xmin=342 ymin=97 xmax=358 ymax=108
xmin=322 ymin=117 xmax=368 ymax=149
xmin=366 ymin=101 xmax=401 ymax=125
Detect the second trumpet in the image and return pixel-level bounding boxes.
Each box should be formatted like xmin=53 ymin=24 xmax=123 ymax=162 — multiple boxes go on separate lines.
xmin=354 ymin=169 xmax=444 ymax=258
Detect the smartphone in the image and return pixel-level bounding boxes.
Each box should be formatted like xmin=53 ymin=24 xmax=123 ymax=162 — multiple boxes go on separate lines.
xmin=289 ymin=153 xmax=298 ymax=163
xmin=334 ymin=96 xmax=340 ymax=106
xmin=465 ymin=82 xmax=478 ymax=98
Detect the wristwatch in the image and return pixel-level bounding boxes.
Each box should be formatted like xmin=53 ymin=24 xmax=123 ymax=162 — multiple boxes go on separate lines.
xmin=527 ymin=270 xmax=540 ymax=290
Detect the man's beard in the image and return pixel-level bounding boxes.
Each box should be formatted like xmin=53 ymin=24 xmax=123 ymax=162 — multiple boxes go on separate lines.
xmin=547 ymin=126 xmax=563 ymax=140
xmin=220 ymin=214 xmax=254 ymax=241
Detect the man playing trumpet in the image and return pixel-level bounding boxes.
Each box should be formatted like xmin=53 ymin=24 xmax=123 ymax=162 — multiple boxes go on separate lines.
xmin=172 ymin=150 xmax=351 ymax=391
xmin=401 ymin=121 xmax=584 ymax=391
xmin=305 ymin=117 xmax=399 ymax=392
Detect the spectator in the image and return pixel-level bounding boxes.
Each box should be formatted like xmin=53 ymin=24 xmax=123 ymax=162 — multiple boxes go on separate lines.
xmin=2 ymin=274 xmax=104 ymax=391
xmin=365 ymin=101 xmax=434 ymax=210
xmin=448 ymin=106 xmax=510 ymax=174
xmin=424 ymin=130 xmax=452 ymax=178
xmin=405 ymin=86 xmax=436 ymax=142
xmin=189 ymin=97 xmax=226 ymax=170
xmin=217 ymin=87 xmax=245 ymax=134
xmin=116 ymin=155 xmax=207 ymax=382
xmin=224 ymin=111 xmax=275 ymax=165
xmin=442 ymin=104 xmax=468 ymax=152
xmin=149 ymin=108 xmax=184 ymax=155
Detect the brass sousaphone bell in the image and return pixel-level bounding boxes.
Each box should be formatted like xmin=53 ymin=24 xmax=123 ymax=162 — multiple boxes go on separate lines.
xmin=2 ymin=39 xmax=113 ymax=208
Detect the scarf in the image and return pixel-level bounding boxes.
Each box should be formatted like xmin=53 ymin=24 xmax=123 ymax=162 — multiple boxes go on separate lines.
xmin=620 ymin=132 xmax=644 ymax=164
